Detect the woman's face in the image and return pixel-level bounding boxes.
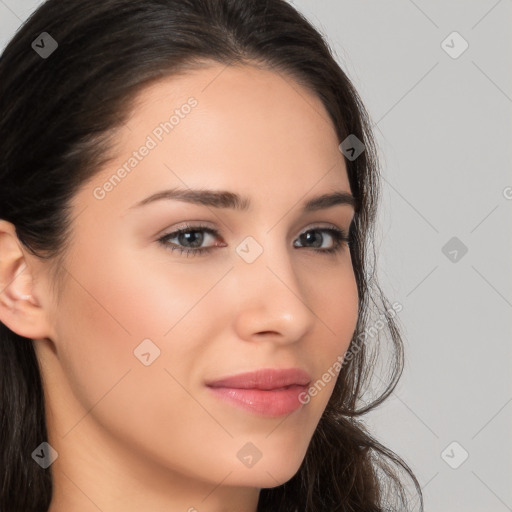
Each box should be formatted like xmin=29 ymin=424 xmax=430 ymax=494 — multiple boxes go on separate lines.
xmin=34 ymin=63 xmax=359 ymax=504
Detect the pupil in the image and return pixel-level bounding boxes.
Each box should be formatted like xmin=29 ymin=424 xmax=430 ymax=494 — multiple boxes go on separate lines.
xmin=179 ymin=231 xmax=203 ymax=248
xmin=302 ymin=231 xmax=321 ymax=248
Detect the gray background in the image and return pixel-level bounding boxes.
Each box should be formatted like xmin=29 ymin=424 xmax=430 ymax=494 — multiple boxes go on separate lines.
xmin=1 ymin=1 xmax=511 ymax=510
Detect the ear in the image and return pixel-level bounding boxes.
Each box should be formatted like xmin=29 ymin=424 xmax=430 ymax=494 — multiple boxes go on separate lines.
xmin=0 ymin=219 xmax=55 ymax=340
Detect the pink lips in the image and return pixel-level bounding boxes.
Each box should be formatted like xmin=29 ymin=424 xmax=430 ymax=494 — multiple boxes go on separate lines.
xmin=205 ymin=368 xmax=311 ymax=417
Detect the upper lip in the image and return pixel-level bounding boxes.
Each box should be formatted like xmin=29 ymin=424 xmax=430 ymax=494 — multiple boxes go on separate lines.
xmin=205 ymin=368 xmax=311 ymax=390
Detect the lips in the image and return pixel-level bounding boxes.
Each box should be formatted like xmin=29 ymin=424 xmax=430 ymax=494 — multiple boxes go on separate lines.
xmin=205 ymin=368 xmax=312 ymax=417
xmin=205 ymin=367 xmax=311 ymax=390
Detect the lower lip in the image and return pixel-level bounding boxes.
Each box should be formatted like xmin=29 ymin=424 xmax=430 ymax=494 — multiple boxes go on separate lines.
xmin=207 ymin=385 xmax=308 ymax=417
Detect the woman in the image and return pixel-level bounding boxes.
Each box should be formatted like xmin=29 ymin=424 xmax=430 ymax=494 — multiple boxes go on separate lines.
xmin=0 ymin=0 xmax=422 ymax=510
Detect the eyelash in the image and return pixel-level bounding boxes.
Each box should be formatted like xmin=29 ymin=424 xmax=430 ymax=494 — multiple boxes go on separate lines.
xmin=156 ymin=223 xmax=351 ymax=257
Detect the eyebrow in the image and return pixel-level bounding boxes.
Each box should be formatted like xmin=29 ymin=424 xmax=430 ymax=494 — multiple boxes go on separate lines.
xmin=129 ymin=187 xmax=358 ymax=212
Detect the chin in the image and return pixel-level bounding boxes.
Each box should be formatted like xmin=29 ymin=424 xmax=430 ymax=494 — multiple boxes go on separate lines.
xmin=229 ymin=453 xmax=305 ymax=489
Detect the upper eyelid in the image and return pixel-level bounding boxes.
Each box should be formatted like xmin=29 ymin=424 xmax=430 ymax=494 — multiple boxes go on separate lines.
xmin=156 ymin=223 xmax=351 ymax=259
xmin=161 ymin=222 xmax=347 ymax=239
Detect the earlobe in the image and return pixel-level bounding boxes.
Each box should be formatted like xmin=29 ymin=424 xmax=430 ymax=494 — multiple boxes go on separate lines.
xmin=0 ymin=220 xmax=54 ymax=340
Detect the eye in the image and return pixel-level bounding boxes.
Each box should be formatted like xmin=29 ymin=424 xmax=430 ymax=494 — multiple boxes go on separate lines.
xmin=293 ymin=226 xmax=350 ymax=254
xmin=156 ymin=223 xmax=223 ymax=257
xmin=156 ymin=223 xmax=351 ymax=257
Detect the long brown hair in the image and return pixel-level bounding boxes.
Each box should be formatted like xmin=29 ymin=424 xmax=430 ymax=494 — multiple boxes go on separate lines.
xmin=0 ymin=1 xmax=422 ymax=510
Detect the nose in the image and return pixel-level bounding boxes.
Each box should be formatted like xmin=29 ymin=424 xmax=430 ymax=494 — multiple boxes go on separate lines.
xmin=230 ymin=237 xmax=317 ymax=345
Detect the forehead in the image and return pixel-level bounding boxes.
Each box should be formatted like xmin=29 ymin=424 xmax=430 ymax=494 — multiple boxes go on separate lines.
xmin=81 ymin=62 xmax=352 ymax=212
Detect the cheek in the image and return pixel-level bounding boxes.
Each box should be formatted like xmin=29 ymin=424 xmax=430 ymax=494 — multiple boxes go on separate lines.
xmin=302 ymin=261 xmax=359 ymax=406
xmin=51 ymin=248 xmax=219 ymax=473
xmin=51 ymin=254 xmax=141 ymax=417
xmin=96 ymin=243 xmax=234 ymax=339
xmin=308 ymin=257 xmax=359 ymax=346
xmin=53 ymin=238 xmax=228 ymax=410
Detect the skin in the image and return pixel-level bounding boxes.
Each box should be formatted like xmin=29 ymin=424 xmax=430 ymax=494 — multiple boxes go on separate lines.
xmin=0 ymin=62 xmax=358 ymax=512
